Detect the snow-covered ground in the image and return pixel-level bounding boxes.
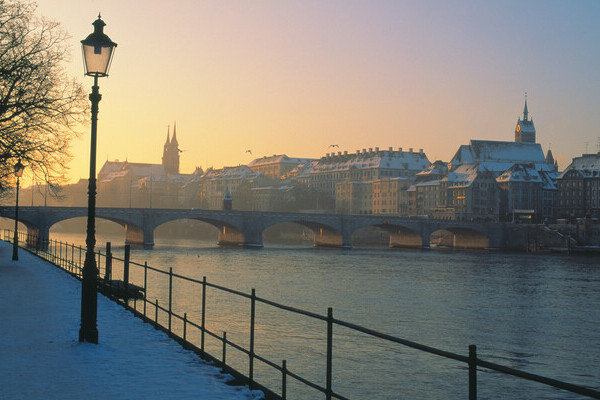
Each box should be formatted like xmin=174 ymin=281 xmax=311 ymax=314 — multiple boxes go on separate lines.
xmin=0 ymin=241 xmax=264 ymax=400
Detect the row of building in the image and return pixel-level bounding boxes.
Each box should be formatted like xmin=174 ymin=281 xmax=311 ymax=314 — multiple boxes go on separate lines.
xmin=32 ymin=100 xmax=600 ymax=222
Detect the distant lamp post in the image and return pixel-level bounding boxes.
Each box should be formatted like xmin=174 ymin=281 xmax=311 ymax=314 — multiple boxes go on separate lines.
xmin=79 ymin=14 xmax=117 ymax=344
xmin=12 ymin=159 xmax=25 ymax=261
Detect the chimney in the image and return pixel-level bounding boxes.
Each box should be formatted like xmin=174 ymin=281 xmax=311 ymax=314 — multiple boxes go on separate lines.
xmin=419 ymin=149 xmax=423 ymax=154
xmin=409 ymin=148 xmax=413 ymax=153
xmin=388 ymin=147 xmax=393 ymax=151
xmin=375 ymin=147 xmax=380 ymax=152
xmin=399 ymin=147 xmax=403 ymax=152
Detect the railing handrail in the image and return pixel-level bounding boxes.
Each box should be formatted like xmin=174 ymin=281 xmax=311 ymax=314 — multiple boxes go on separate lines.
xmin=5 ymin=229 xmax=600 ymax=400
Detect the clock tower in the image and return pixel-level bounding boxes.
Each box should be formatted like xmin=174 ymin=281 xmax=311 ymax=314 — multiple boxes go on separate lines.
xmin=515 ymin=94 xmax=536 ymax=143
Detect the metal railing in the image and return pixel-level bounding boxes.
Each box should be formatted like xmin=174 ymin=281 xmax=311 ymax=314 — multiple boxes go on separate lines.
xmin=4 ymin=229 xmax=600 ymax=400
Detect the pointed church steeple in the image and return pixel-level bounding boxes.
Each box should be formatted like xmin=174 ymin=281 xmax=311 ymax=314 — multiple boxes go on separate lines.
xmin=162 ymin=123 xmax=180 ymax=174
xmin=515 ymin=93 xmax=536 ymax=143
xmin=171 ymin=121 xmax=178 ymax=147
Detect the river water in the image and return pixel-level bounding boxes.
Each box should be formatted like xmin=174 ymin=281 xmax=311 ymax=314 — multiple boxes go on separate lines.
xmin=49 ymin=231 xmax=599 ymax=400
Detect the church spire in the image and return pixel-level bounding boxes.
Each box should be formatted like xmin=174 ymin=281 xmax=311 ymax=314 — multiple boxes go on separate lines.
xmin=171 ymin=121 xmax=178 ymax=146
xmin=165 ymin=125 xmax=171 ymax=145
xmin=523 ymin=92 xmax=529 ymax=121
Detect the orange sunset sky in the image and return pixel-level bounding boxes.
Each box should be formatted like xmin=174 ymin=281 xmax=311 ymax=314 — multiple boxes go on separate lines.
xmin=31 ymin=0 xmax=600 ymax=183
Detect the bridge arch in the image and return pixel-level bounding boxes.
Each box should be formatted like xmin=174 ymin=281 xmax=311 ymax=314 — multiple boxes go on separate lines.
xmin=429 ymin=226 xmax=490 ymax=249
xmin=262 ymin=217 xmax=346 ymax=248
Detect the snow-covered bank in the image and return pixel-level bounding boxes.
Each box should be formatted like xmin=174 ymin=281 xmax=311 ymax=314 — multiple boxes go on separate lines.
xmin=0 ymin=241 xmax=264 ymax=400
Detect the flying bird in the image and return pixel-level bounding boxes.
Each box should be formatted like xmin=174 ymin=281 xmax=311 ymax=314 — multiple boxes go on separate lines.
xmin=328 ymin=144 xmax=339 ymax=148
xmin=246 ymin=150 xmax=252 ymax=155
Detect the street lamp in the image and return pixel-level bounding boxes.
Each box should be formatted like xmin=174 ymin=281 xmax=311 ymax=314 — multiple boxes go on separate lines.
xmin=12 ymin=160 xmax=25 ymax=261
xmin=79 ymin=14 xmax=117 ymax=344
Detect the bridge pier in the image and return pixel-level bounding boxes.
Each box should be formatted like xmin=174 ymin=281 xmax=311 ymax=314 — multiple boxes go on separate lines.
xmin=217 ymin=225 xmax=247 ymax=247
xmin=125 ymin=224 xmax=154 ymax=249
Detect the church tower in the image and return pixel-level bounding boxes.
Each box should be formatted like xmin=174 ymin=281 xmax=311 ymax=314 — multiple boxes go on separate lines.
xmin=515 ymin=94 xmax=536 ymax=143
xmin=162 ymin=123 xmax=180 ymax=174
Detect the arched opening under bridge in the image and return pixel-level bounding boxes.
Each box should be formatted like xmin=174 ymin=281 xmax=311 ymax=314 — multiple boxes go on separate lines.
xmin=154 ymin=219 xmax=219 ymax=248
xmin=262 ymin=222 xmax=314 ymax=247
xmin=429 ymin=227 xmax=489 ymax=250
xmin=48 ymin=217 xmax=126 ymax=249
xmin=351 ymin=225 xmax=390 ymax=248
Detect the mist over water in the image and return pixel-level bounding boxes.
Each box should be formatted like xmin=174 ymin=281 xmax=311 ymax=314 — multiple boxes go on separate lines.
xmin=51 ymin=231 xmax=600 ymax=399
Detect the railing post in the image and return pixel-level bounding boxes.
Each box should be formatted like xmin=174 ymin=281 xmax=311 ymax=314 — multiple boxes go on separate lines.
xmin=124 ymin=244 xmax=130 ymax=290
xmin=143 ymin=262 xmax=148 ymax=317
xmin=154 ymin=299 xmax=159 ymax=328
xmin=249 ymin=288 xmax=256 ymax=390
xmin=282 ymin=360 xmax=287 ymax=400
xmin=469 ymin=344 xmax=477 ymax=400
xmin=105 ymin=242 xmax=112 ymax=288
xmin=168 ymin=267 xmax=173 ymax=335
xmin=201 ymin=276 xmax=206 ymax=353
xmin=71 ymin=243 xmax=74 ymax=272
xmin=222 ymin=331 xmax=227 ymax=369
xmin=326 ymin=307 xmax=333 ymax=400
xmin=183 ymin=313 xmax=187 ymax=343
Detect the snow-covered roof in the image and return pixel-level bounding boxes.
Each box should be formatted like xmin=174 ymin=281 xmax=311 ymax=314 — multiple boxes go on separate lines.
xmin=441 ymin=164 xmax=480 ymax=188
xmin=201 ymin=165 xmax=260 ymax=180
xmin=312 ymin=148 xmax=430 ymax=173
xmin=496 ymin=163 xmax=543 ymax=184
xmin=449 ymin=140 xmax=552 ymax=173
xmin=248 ymin=154 xmax=314 ymax=167
xmin=559 ymin=153 xmax=600 ymax=179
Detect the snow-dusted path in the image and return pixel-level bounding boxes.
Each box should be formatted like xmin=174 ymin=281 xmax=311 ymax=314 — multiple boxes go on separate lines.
xmin=0 ymin=241 xmax=264 ymax=400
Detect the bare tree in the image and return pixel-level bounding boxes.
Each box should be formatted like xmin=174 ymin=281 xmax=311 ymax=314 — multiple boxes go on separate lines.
xmin=0 ymin=0 xmax=87 ymax=193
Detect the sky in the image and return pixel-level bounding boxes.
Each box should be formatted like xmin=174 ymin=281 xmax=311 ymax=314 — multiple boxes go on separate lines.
xmin=0 ymin=241 xmax=264 ymax=399
xmin=30 ymin=0 xmax=600 ymax=183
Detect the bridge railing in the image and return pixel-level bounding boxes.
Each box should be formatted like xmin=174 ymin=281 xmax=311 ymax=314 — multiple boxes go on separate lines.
xmin=4 ymin=229 xmax=600 ymax=400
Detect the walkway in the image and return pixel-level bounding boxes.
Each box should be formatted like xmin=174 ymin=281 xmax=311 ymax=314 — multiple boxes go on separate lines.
xmin=0 ymin=241 xmax=264 ymax=400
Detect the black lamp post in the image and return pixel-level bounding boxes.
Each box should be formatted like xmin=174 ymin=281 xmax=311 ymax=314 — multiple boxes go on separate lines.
xmin=79 ymin=14 xmax=117 ymax=344
xmin=12 ymin=159 xmax=25 ymax=261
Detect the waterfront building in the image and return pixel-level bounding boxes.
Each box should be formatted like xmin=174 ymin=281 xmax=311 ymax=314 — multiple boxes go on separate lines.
xmin=250 ymin=185 xmax=294 ymax=212
xmin=371 ymin=177 xmax=412 ymax=215
xmin=414 ymin=179 xmax=442 ymax=217
xmin=496 ymin=163 xmax=557 ymax=222
xmin=335 ymin=180 xmax=373 ymax=214
xmin=439 ymin=164 xmax=501 ymax=221
xmin=199 ymin=166 xmax=264 ymax=210
xmin=556 ymin=152 xmax=600 ymax=219
xmin=311 ymin=147 xmax=431 ymax=210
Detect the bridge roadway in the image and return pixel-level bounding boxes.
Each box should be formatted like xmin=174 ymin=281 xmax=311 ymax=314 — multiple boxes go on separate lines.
xmin=0 ymin=206 xmax=507 ymax=250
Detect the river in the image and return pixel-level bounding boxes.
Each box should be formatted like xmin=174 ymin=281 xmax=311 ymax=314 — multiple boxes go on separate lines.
xmin=48 ymin=231 xmax=599 ymax=400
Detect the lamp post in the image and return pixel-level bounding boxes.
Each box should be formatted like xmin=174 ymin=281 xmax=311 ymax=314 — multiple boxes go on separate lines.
xmin=12 ymin=160 xmax=25 ymax=261
xmin=79 ymin=14 xmax=117 ymax=344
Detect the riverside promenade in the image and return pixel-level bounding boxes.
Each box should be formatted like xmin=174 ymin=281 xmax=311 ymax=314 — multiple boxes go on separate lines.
xmin=0 ymin=241 xmax=264 ymax=400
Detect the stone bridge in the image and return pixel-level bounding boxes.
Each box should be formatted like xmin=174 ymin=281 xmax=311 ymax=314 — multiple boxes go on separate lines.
xmin=0 ymin=206 xmax=508 ymax=250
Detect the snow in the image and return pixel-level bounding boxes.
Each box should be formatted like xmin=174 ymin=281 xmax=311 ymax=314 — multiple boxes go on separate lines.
xmin=0 ymin=241 xmax=264 ymax=400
